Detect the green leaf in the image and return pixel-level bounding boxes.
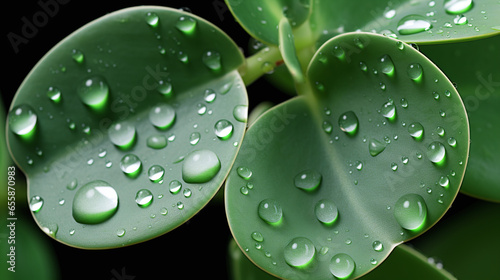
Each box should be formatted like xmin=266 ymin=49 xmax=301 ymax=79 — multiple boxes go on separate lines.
xmin=410 ymin=200 xmax=500 ymax=279
xmin=419 ymin=34 xmax=500 ymax=202
xmin=225 ymin=0 xmax=311 ymax=46
xmin=6 ymin=6 xmax=247 ymax=249
xmin=279 ymin=17 xmax=305 ymax=83
xmin=311 ymin=0 xmax=500 ymax=44
xmin=225 ymin=32 xmax=469 ymax=279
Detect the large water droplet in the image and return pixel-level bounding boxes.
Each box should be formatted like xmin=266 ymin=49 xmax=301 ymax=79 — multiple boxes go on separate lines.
xmin=369 ymin=138 xmax=386 ymax=156
xmin=214 ymin=119 xmax=233 ymax=140
xmin=407 ymin=63 xmax=423 ymax=81
xmin=397 ymin=15 xmax=433 ymax=35
xmin=427 ymin=141 xmax=446 ymax=164
xmin=182 ymin=150 xmax=221 ymax=183
xmin=338 ymin=111 xmax=359 ymax=136
xmin=315 ymin=199 xmax=338 ymax=225
xmin=72 ymin=180 xmax=119 ymax=224
xmin=29 ymin=195 xmax=44 ymax=212
xmin=394 ymin=194 xmax=427 ymax=231
xmin=329 ymin=253 xmax=356 ymax=279
xmin=108 ymin=122 xmax=136 ymax=149
xmin=135 ymin=189 xmax=153 ymax=208
xmin=379 ymin=54 xmax=395 ymax=75
xmin=202 ymin=51 xmax=222 ymax=71
xmin=176 ymin=16 xmax=197 ymax=34
xmin=145 ymin=12 xmax=159 ymax=27
xmin=444 ymin=0 xmax=473 ymax=15
xmin=233 ymin=105 xmax=248 ymax=123
xmin=77 ymin=76 xmax=109 ymax=109
xmin=146 ymin=135 xmax=167 ymax=149
xmin=149 ymin=104 xmax=176 ymax=129
xmin=8 ymin=104 xmax=37 ymax=136
xmin=408 ymin=122 xmax=424 ymax=140
xmin=258 ymin=199 xmax=283 ymax=224
xmin=148 ymin=165 xmax=165 ymax=182
xmin=251 ymin=231 xmax=264 ymax=242
xmin=294 ymin=170 xmax=322 ymax=191
xmin=120 ymin=154 xmax=142 ymax=176
xmin=284 ymin=237 xmax=316 ymax=267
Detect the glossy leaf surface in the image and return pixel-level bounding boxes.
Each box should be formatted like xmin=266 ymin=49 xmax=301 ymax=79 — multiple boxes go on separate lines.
xmin=226 ymin=33 xmax=469 ymax=279
xmin=6 ymin=6 xmax=247 ymax=248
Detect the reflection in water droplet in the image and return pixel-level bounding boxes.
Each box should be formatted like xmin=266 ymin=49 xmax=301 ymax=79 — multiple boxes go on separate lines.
xmin=258 ymin=199 xmax=283 ymax=224
xmin=444 ymin=0 xmax=473 ymax=15
xmin=182 ymin=150 xmax=221 ymax=183
xmin=369 ymin=138 xmax=386 ymax=156
xmin=315 ymin=199 xmax=338 ymax=225
xmin=8 ymin=104 xmax=37 ymax=136
xmin=77 ymin=76 xmax=109 ymax=109
xmin=30 ymin=195 xmax=44 ymax=212
xmin=329 ymin=253 xmax=356 ymax=279
xmin=214 ymin=120 xmax=233 ymax=140
xmin=72 ymin=180 xmax=119 ymax=224
xmin=397 ymin=15 xmax=433 ymax=35
xmin=294 ymin=170 xmax=322 ymax=191
xmin=108 ymin=122 xmax=136 ymax=149
xmin=149 ymin=104 xmax=176 ymax=129
xmin=394 ymin=194 xmax=427 ymax=231
xmin=284 ymin=237 xmax=316 ymax=267
xmin=135 ymin=189 xmax=153 ymax=208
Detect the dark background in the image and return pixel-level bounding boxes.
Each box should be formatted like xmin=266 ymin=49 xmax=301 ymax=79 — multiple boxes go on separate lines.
xmin=1 ymin=1 xmax=478 ymax=279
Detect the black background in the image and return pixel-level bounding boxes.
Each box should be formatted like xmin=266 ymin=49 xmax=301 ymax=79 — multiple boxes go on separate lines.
xmin=1 ymin=1 xmax=477 ymax=279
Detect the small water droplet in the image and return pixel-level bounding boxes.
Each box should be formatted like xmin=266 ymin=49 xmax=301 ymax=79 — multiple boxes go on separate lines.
xmin=454 ymin=14 xmax=468 ymax=25
xmin=258 ymin=199 xmax=283 ymax=224
xmin=147 ymin=135 xmax=167 ymax=149
xmin=77 ymin=76 xmax=109 ymax=109
xmin=427 ymin=141 xmax=446 ymax=164
xmin=214 ymin=119 xmax=233 ymax=140
xmin=145 ymin=12 xmax=159 ymax=27
xmin=169 ymin=180 xmax=182 ymax=194
xmin=284 ymin=237 xmax=315 ymax=267
xmin=189 ymin=132 xmax=201 ymax=146
xmin=160 ymin=207 xmax=168 ymax=215
xmin=436 ymin=126 xmax=445 ymax=136
xmin=177 ymin=201 xmax=184 ymax=210
xmin=444 ymin=0 xmax=473 ymax=15
xmin=135 ymin=189 xmax=153 ymax=208
xmin=72 ymin=180 xmax=119 ymax=224
xmin=384 ymin=9 xmax=396 ymax=19
xmin=397 ymin=15 xmax=433 ymax=35
xmin=407 ymin=63 xmax=423 ymax=81
xmin=355 ymin=160 xmax=363 ymax=170
xmin=71 ymin=49 xmax=84 ymax=63
xmin=408 ymin=122 xmax=424 ymax=140
xmin=30 ymin=195 xmax=44 ymax=212
xmin=233 ymin=105 xmax=248 ymax=123
xmin=379 ymin=54 xmax=395 ymax=75
xmin=196 ymin=103 xmax=207 ymax=115
xmin=329 ymin=253 xmax=356 ymax=279
xmin=338 ymin=111 xmax=359 ymax=136
xmin=108 ymin=122 xmax=136 ymax=149
xmin=439 ymin=175 xmax=450 ymax=188
xmin=149 ymin=104 xmax=176 ymax=130
xmin=294 ymin=170 xmax=322 ymax=191
xmin=402 ymin=156 xmax=409 ymax=164
xmin=372 ymin=241 xmax=384 ymax=252
xmin=394 ymin=194 xmax=427 ymax=231
xmin=148 ymin=165 xmax=165 ymax=182
xmin=381 ymin=101 xmax=396 ymax=121
xmin=158 ymin=80 xmax=173 ymax=96
xmin=396 ymin=41 xmax=405 ymax=50
xmin=8 ymin=104 xmax=37 ymax=136
xmin=315 ymin=199 xmax=338 ymax=225
xmin=120 ymin=154 xmax=142 ymax=176
xmin=116 ymin=228 xmax=126 ymax=237
xmin=359 ymin=61 xmax=368 ymax=72
xmin=251 ymin=231 xmax=264 ymax=242
xmin=237 ymin=166 xmax=252 ymax=180
xmin=391 ymin=162 xmax=398 ymax=171
xmin=47 ymin=86 xmax=62 ymax=103
xmin=323 ymin=121 xmax=333 ymax=134
xmin=176 ymin=16 xmax=197 ymax=34
xmin=332 ymin=45 xmax=345 ymax=59
xmin=67 ymin=178 xmax=78 ymax=190
xmin=183 ymin=188 xmax=192 ymax=198
xmin=182 ymin=150 xmax=221 ymax=183
xmin=204 ymin=89 xmax=217 ymax=103
xmin=447 ymin=137 xmax=457 ymax=147
xmin=369 ymin=138 xmax=386 ymax=156
xmin=202 ymin=50 xmax=222 ymax=71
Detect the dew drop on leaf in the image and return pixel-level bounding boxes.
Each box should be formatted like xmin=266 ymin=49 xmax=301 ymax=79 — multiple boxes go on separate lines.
xmin=182 ymin=150 xmax=221 ymax=183
xmin=149 ymin=104 xmax=176 ymax=129
xmin=294 ymin=170 xmax=322 ymax=191
xmin=108 ymin=121 xmax=136 ymax=149
xmin=444 ymin=0 xmax=474 ymax=15
xmin=338 ymin=111 xmax=359 ymax=136
xmin=258 ymin=199 xmax=283 ymax=224
xmin=284 ymin=237 xmax=316 ymax=267
xmin=329 ymin=253 xmax=356 ymax=279
xmin=8 ymin=104 xmax=37 ymax=136
xmin=77 ymin=76 xmax=109 ymax=109
xmin=393 ymin=194 xmax=427 ymax=231
xmin=29 ymin=195 xmax=44 ymax=212
xmin=72 ymin=180 xmax=119 ymax=224
xmin=314 ymin=199 xmax=338 ymax=225
xmin=397 ymin=15 xmax=433 ymax=35
xmin=135 ymin=189 xmax=153 ymax=208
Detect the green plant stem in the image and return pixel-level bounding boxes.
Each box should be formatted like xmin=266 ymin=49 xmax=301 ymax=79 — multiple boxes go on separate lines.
xmin=240 ymin=45 xmax=283 ymax=86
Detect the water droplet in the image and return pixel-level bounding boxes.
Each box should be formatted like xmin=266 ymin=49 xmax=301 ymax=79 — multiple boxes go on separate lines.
xmin=148 ymin=165 xmax=165 ymax=182
xmin=391 ymin=162 xmax=398 ymax=171
xmin=160 ymin=207 xmax=168 ymax=215
xmin=202 ymin=51 xmax=222 ymax=71
xmin=369 ymin=138 xmax=386 ymax=156
xmin=397 ymin=15 xmax=433 ymax=35
xmin=251 ymin=231 xmax=264 ymax=242
xmin=427 ymin=141 xmax=446 ymax=164
xmin=189 ymin=132 xmax=201 ymax=145
xmin=147 ymin=135 xmax=167 ymax=149
xmin=120 ymin=154 xmax=142 ymax=176
xmin=72 ymin=180 xmax=119 ymax=224
xmin=177 ymin=51 xmax=189 ymax=63
xmin=8 ymin=104 xmax=37 ymax=136
xmin=329 ymin=253 xmax=356 ymax=279
xmin=233 ymin=105 xmax=248 ymax=123
xmin=332 ymin=45 xmax=345 ymax=59
xmin=323 ymin=121 xmax=333 ymax=134
xmin=41 ymin=223 xmax=58 ymax=237
xmin=338 ymin=111 xmax=359 ymax=136
xmin=402 ymin=156 xmax=409 ymax=164
xmin=359 ymin=61 xmax=368 ymax=72
xmin=176 ymin=16 xmax=197 ymax=34
xmin=407 ymin=63 xmax=423 ymax=81
xmin=370 ymin=258 xmax=378 ymax=265
xmin=71 ymin=49 xmax=84 ymax=63
xmin=284 ymin=237 xmax=315 ymax=267
xmin=396 ymin=41 xmax=405 ymax=50
xmin=169 ymin=180 xmax=182 ymax=194
xmin=183 ymin=188 xmax=192 ymax=198
xmin=77 ymin=76 xmax=109 ymax=109
xmin=315 ymin=81 xmax=325 ymax=91
xmin=394 ymin=194 xmax=427 ymax=230
xmin=176 ymin=201 xmax=184 ymax=210
xmin=444 ymin=0 xmax=473 ymax=15
xmin=439 ymin=175 xmax=450 ymax=188
xmin=381 ymin=101 xmax=396 ymax=121
xmin=29 ymin=195 xmax=44 ymax=212
xmin=108 ymin=122 xmax=136 ymax=149
xmin=384 ymin=9 xmax=396 ymax=19
xmin=258 ymin=199 xmax=283 ymax=224
xmin=67 ymin=179 xmax=78 ymax=190
xmin=372 ymin=241 xmax=384 ymax=252
xmin=47 ymin=86 xmax=62 ymax=103
xmin=294 ymin=170 xmax=322 ymax=191
xmin=240 ymin=186 xmax=249 ymax=195
xmin=196 ymin=103 xmax=207 ymax=115
xmin=447 ymin=137 xmax=457 ymax=147
xmin=116 ymin=228 xmax=126 ymax=237
xmin=237 ymin=166 xmax=252 ymax=180
xmin=149 ymin=104 xmax=176 ymax=130
xmin=355 ymin=160 xmax=363 ymax=170
xmin=158 ymin=80 xmax=173 ymax=96
xmin=453 ymin=14 xmax=468 ymax=25
xmin=315 ymin=199 xmax=338 ymax=225
xmin=379 ymin=54 xmax=395 ymax=75
xmin=135 ymin=189 xmax=153 ymax=208
xmin=214 ymin=119 xmax=233 ymax=140
xmin=408 ymin=122 xmax=424 ymax=140
xmin=182 ymin=150 xmax=221 ymax=183
xmin=145 ymin=12 xmax=159 ymax=27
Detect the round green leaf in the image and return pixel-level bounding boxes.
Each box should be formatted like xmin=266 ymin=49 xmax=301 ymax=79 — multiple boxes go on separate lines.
xmin=6 ymin=6 xmax=247 ymax=249
xmin=420 ymin=34 xmax=500 ymax=202
xmin=225 ymin=32 xmax=469 ymax=279
xmin=225 ymin=0 xmax=311 ymax=46
xmin=279 ymin=17 xmax=305 ymax=83
xmin=310 ymin=0 xmax=500 ymax=45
